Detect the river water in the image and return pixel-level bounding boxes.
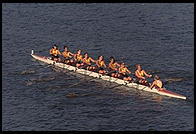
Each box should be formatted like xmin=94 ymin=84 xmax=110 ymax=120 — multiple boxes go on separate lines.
xmin=2 ymin=3 xmax=194 ymax=131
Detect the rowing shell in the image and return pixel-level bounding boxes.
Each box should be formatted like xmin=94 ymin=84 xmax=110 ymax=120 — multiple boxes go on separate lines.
xmin=31 ymin=50 xmax=186 ymax=100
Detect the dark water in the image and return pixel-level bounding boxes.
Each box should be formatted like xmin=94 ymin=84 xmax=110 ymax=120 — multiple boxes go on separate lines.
xmin=2 ymin=3 xmax=194 ymax=131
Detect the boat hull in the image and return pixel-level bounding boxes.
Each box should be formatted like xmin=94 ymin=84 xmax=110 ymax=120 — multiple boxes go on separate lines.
xmin=31 ymin=51 xmax=186 ymax=100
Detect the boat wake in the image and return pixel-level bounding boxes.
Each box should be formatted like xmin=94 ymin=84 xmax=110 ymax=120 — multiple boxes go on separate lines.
xmin=26 ymin=76 xmax=56 ymax=86
xmin=21 ymin=70 xmax=36 ymax=75
xmin=164 ymin=77 xmax=185 ymax=84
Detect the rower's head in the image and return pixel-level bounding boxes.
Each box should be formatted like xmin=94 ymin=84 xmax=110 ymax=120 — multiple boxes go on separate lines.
xmin=77 ymin=49 xmax=82 ymax=54
xmin=110 ymin=56 xmax=115 ymax=63
xmin=136 ymin=64 xmax=141 ymax=71
xmin=64 ymin=46 xmax=68 ymax=51
xmin=53 ymin=44 xmax=57 ymax=49
xmin=154 ymin=75 xmax=159 ymax=80
xmin=98 ymin=55 xmax=103 ymax=61
xmin=84 ymin=52 xmax=88 ymax=58
xmin=120 ymin=62 xmax=125 ymax=67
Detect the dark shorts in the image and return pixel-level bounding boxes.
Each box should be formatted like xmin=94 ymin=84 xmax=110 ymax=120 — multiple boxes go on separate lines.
xmin=136 ymin=78 xmax=149 ymax=86
xmin=120 ymin=73 xmax=129 ymax=79
xmin=64 ymin=57 xmax=73 ymax=63
xmin=108 ymin=68 xmax=115 ymax=72
xmin=95 ymin=66 xmax=104 ymax=72
xmin=64 ymin=57 xmax=72 ymax=60
xmin=108 ymin=69 xmax=116 ymax=76
xmin=81 ymin=63 xmax=90 ymax=69
xmin=51 ymin=55 xmax=59 ymax=60
xmin=73 ymin=60 xmax=81 ymax=66
xmin=64 ymin=59 xmax=70 ymax=64
xmin=111 ymin=70 xmax=117 ymax=73
xmin=136 ymin=77 xmax=144 ymax=82
xmin=77 ymin=60 xmax=82 ymax=64
xmin=154 ymin=85 xmax=162 ymax=89
xmin=100 ymin=67 xmax=104 ymax=70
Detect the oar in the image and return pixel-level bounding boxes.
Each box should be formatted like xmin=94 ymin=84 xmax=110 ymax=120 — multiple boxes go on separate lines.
xmin=79 ymin=64 xmax=89 ymax=69
xmin=21 ymin=70 xmax=36 ymax=75
xmin=68 ymin=81 xmax=83 ymax=88
xmin=66 ymin=93 xmax=78 ymax=98
xmin=148 ymin=70 xmax=163 ymax=75
xmin=67 ymin=67 xmax=97 ymax=88
xmin=127 ymin=64 xmax=136 ymax=69
xmin=163 ymin=77 xmax=185 ymax=84
xmin=106 ymin=70 xmax=116 ymax=75
xmin=68 ymin=77 xmax=95 ymax=88
xmin=108 ymin=84 xmax=124 ymax=89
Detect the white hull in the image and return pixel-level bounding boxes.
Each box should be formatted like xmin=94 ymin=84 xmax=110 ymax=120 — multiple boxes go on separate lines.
xmin=31 ymin=50 xmax=186 ymax=100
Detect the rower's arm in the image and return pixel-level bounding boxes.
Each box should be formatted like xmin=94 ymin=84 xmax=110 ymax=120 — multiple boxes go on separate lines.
xmin=116 ymin=62 xmax=120 ymax=67
xmin=82 ymin=58 xmax=90 ymax=65
xmin=69 ymin=52 xmax=74 ymax=56
xmin=135 ymin=71 xmax=145 ymax=79
xmin=96 ymin=60 xmax=100 ymax=67
xmin=150 ymin=81 xmax=155 ymax=89
xmin=108 ymin=63 xmax=114 ymax=70
xmin=58 ymin=50 xmax=62 ymax=55
xmin=73 ymin=54 xmax=77 ymax=60
xmin=82 ymin=58 xmax=85 ymax=63
xmin=118 ymin=68 xmax=121 ymax=73
xmin=110 ymin=62 xmax=120 ymax=70
xmin=49 ymin=49 xmax=53 ymax=55
xmin=103 ymin=62 xmax=107 ymax=68
xmin=118 ymin=68 xmax=122 ymax=73
xmin=127 ymin=68 xmax=131 ymax=74
xmin=90 ymin=57 xmax=96 ymax=63
xmin=144 ymin=70 xmax=152 ymax=78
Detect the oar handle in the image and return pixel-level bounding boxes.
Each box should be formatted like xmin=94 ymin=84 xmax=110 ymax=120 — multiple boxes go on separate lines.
xmin=106 ymin=70 xmax=116 ymax=75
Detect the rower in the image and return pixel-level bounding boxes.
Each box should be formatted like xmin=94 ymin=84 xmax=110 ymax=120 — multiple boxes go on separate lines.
xmin=62 ymin=46 xmax=74 ymax=65
xmin=95 ymin=55 xmax=107 ymax=74
xmin=74 ymin=49 xmax=83 ymax=68
xmin=49 ymin=44 xmax=61 ymax=62
xmin=150 ymin=75 xmax=163 ymax=90
xmin=108 ymin=56 xmax=120 ymax=78
xmin=118 ymin=62 xmax=132 ymax=82
xmin=135 ymin=64 xmax=152 ymax=86
xmin=82 ymin=52 xmax=96 ymax=71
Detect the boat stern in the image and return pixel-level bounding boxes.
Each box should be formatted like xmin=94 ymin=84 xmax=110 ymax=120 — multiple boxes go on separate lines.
xmin=31 ymin=50 xmax=34 ymax=55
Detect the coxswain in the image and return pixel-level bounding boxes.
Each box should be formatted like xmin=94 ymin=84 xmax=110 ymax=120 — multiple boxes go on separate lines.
xmin=95 ymin=55 xmax=107 ymax=74
xmin=74 ymin=49 xmax=83 ymax=68
xmin=150 ymin=75 xmax=163 ymax=90
xmin=49 ymin=44 xmax=61 ymax=62
xmin=118 ymin=62 xmax=132 ymax=82
xmin=62 ymin=46 xmax=74 ymax=65
xmin=82 ymin=52 xmax=96 ymax=71
xmin=135 ymin=64 xmax=152 ymax=86
xmin=108 ymin=56 xmax=121 ymax=78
